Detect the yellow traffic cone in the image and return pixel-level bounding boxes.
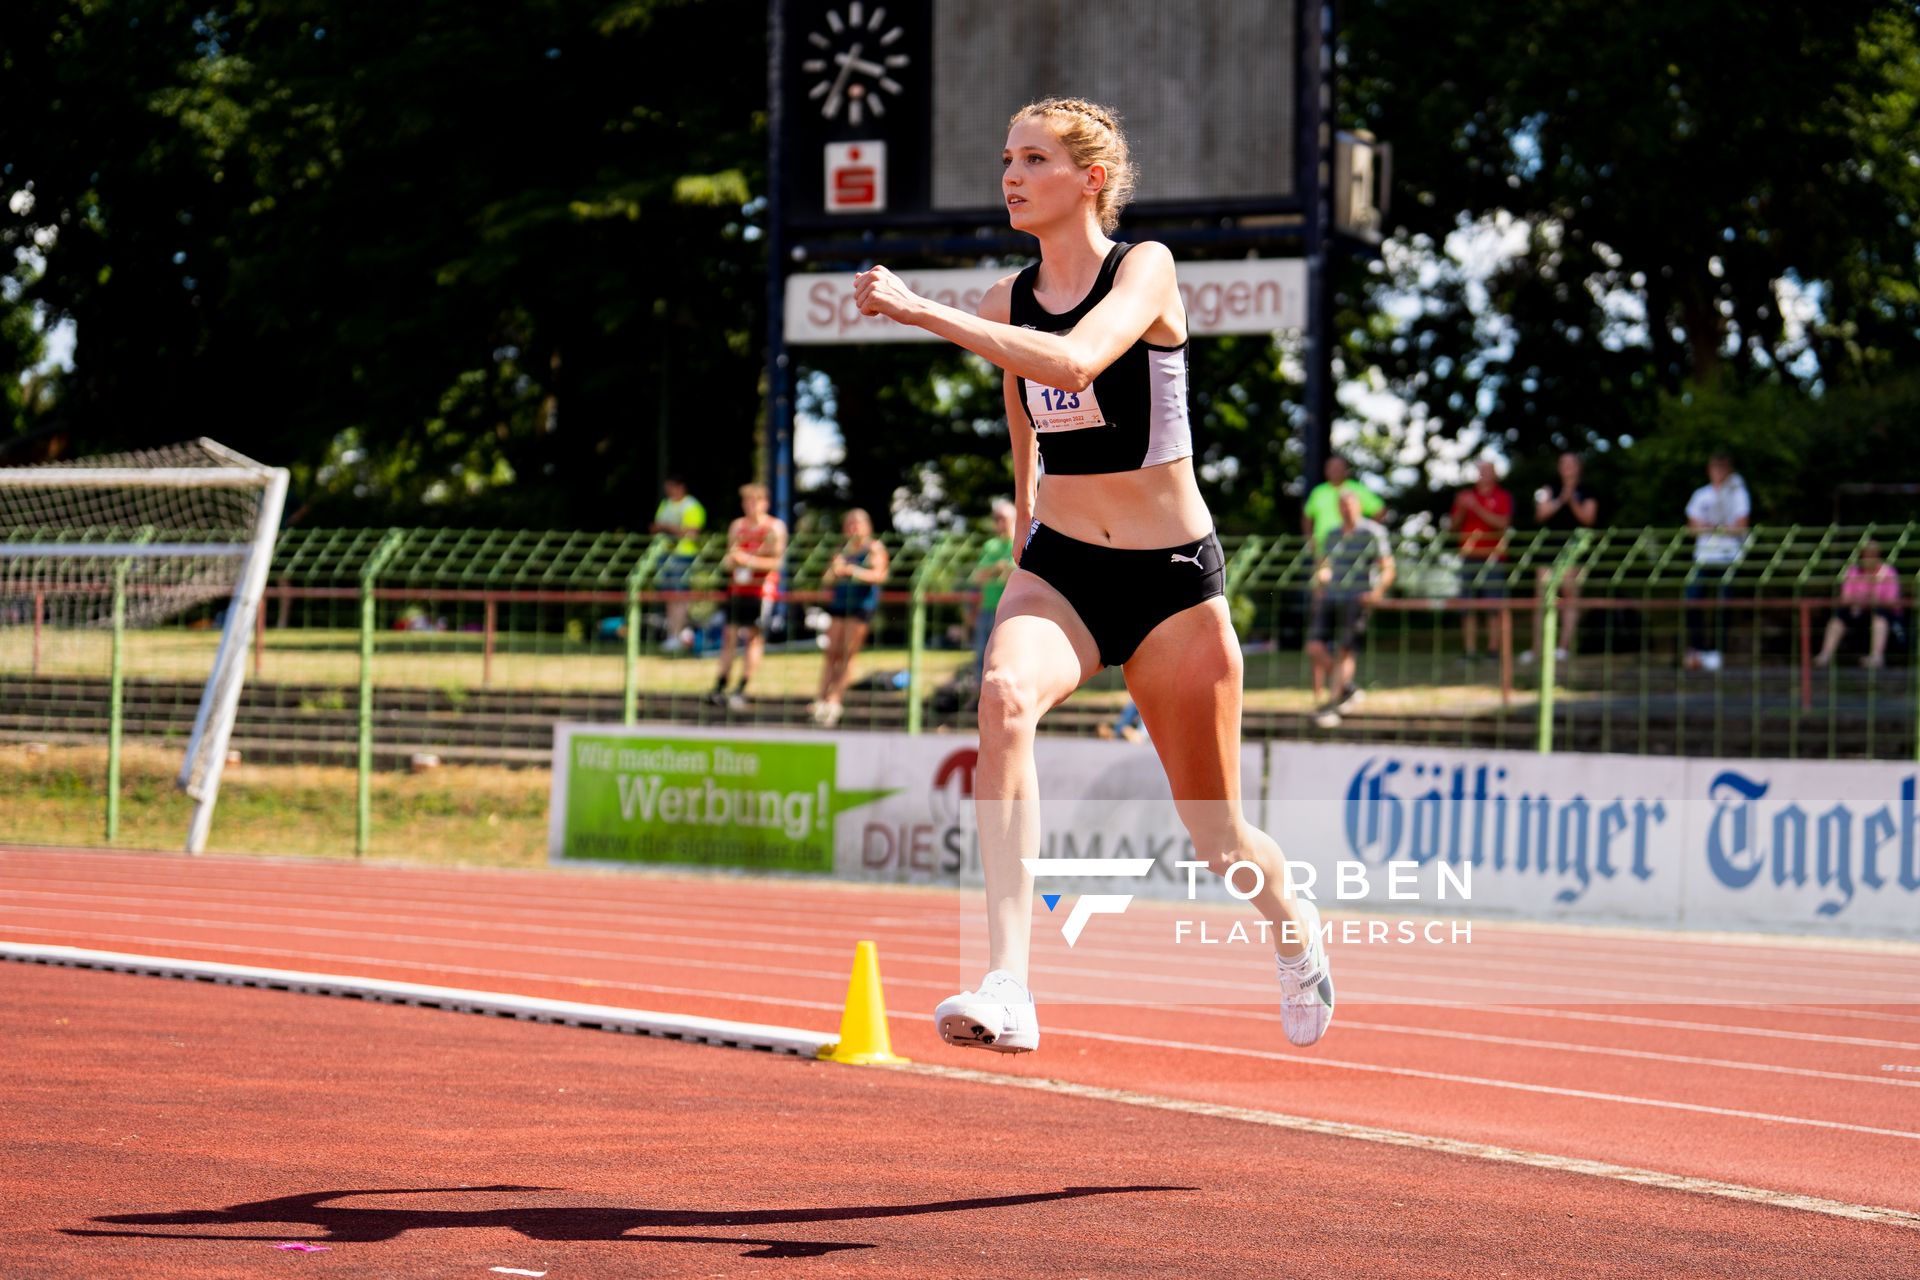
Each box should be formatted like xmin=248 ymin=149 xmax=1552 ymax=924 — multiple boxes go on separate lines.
xmin=819 ymin=940 xmax=909 ymax=1065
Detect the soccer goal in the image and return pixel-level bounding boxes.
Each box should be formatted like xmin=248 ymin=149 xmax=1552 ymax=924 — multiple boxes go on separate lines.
xmin=0 ymin=439 xmax=288 ymax=852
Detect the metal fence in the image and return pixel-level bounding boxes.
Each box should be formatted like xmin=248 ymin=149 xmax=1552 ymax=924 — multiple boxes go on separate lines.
xmin=3 ymin=522 xmax=1914 ymax=858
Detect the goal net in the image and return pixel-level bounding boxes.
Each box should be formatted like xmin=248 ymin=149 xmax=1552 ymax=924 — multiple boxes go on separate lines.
xmin=0 ymin=439 xmax=288 ymax=852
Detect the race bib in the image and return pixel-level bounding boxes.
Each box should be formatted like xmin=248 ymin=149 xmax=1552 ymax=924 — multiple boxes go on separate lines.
xmin=1024 ymin=380 xmax=1107 ymax=433
xmin=733 ymin=565 xmax=755 ymax=585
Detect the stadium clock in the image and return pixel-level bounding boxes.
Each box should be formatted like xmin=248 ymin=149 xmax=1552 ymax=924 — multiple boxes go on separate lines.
xmin=800 ymin=2 xmax=913 ymax=128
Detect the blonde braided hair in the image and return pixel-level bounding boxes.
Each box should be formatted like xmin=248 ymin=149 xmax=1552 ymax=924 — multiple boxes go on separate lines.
xmin=1009 ymin=97 xmax=1135 ymax=233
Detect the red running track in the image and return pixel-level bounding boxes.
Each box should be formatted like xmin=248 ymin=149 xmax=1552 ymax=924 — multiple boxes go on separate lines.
xmin=3 ymin=845 xmax=1918 ymax=1277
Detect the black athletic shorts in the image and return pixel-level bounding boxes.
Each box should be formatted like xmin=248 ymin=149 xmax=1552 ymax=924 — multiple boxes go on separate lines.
xmin=1017 ymin=523 xmax=1226 ymax=668
xmin=727 ymin=593 xmax=770 ymax=630
xmin=1309 ymin=593 xmax=1367 ymax=652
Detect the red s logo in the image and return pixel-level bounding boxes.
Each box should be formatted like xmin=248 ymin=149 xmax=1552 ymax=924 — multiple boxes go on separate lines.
xmin=833 ymin=167 xmax=877 ymax=206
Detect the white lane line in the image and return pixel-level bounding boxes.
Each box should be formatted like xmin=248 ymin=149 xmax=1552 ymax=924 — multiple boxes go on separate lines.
xmin=8 ymin=932 xmax=1916 ymax=1232
xmin=1776 ymin=1005 xmax=1920 ymax=1027
xmin=0 ymin=858 xmax=968 ymax=920
xmin=11 ymin=893 xmax=1918 ymax=1017
xmin=1041 ymin=1025 xmax=1920 ymax=1142
xmin=0 ymin=932 xmax=846 ymax=1013
xmin=17 ymin=858 xmax=1918 ymax=997
xmin=5 ymin=925 xmax=1917 ymax=1143
xmin=11 ymin=873 xmax=1919 ymax=1005
xmin=1460 ymin=1000 xmax=1920 ymax=1053
xmin=0 ymin=943 xmax=832 ymax=1055
xmin=14 ymin=851 xmax=1920 ymax=962
xmin=3 ymin=907 xmax=1907 ymax=1093
xmin=22 ymin=898 xmax=1920 ymax=1059
xmin=895 ymin=1062 xmax=1920 ymax=1231
xmin=9 ymin=904 xmax=1920 ymax=1078
xmin=13 ymin=867 xmax=1919 ymax=1017
xmin=11 ymin=851 xmax=1920 ymax=967
xmin=1194 ymin=1007 xmax=1920 ymax=1090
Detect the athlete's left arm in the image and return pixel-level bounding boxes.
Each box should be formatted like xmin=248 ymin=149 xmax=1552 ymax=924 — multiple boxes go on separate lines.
xmin=855 ymin=542 xmax=890 ymax=583
xmin=855 ymin=243 xmax=1179 ymax=392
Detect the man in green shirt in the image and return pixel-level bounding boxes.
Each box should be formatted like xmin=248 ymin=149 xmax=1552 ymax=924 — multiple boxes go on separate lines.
xmin=970 ymin=501 xmax=1018 ymax=684
xmin=651 ymin=475 xmax=706 ymax=651
xmin=1301 ymin=455 xmax=1384 ymax=551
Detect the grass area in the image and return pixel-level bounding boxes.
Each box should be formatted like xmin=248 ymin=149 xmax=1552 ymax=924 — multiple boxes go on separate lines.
xmin=4 ymin=744 xmax=551 ymax=866
xmin=0 ymin=625 xmax=977 ymax=697
xmin=5 ymin=623 xmax=1540 ymax=708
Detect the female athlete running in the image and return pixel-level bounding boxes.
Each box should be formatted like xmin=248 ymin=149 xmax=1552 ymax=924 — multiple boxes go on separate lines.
xmin=853 ymin=98 xmax=1334 ymax=1053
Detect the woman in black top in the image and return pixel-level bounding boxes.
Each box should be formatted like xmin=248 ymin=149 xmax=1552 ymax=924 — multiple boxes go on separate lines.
xmin=853 ymin=98 xmax=1333 ymax=1055
xmin=811 ymin=508 xmax=889 ymax=728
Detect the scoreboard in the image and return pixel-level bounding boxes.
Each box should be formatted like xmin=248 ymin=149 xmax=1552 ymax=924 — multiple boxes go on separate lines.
xmin=777 ymin=0 xmax=1301 ymax=230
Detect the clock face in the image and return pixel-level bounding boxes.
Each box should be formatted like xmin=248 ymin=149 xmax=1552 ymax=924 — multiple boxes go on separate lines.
xmin=801 ymin=2 xmax=911 ymax=126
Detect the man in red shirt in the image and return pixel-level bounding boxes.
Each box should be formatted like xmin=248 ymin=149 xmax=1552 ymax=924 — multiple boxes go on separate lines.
xmin=1450 ymin=460 xmax=1513 ymax=661
xmin=708 ymin=483 xmax=788 ymax=711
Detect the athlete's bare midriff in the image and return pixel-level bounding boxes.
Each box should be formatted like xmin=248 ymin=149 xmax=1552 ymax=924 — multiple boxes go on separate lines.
xmin=1033 ymin=456 xmax=1213 ymax=548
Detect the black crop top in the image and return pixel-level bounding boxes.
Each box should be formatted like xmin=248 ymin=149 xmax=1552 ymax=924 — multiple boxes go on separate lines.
xmin=1009 ymin=242 xmax=1194 ymax=476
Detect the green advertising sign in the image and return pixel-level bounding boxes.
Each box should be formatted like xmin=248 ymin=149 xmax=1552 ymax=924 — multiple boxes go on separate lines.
xmin=561 ymin=734 xmax=889 ymax=872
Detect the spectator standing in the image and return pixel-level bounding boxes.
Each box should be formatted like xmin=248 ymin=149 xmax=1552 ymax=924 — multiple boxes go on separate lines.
xmin=970 ymin=501 xmax=1019 ymax=686
xmin=1684 ymin=452 xmax=1750 ymax=672
xmin=1522 ymin=451 xmax=1599 ymax=664
xmin=1308 ymin=490 xmax=1395 ymax=727
xmin=708 ymin=483 xmax=787 ymax=711
xmin=1814 ymin=539 xmax=1899 ymax=669
xmin=1302 ymin=454 xmax=1384 ymax=553
xmin=811 ymin=508 xmax=890 ymax=727
xmin=650 ymin=475 xmax=706 ymax=652
xmin=1450 ymin=459 xmax=1513 ymax=661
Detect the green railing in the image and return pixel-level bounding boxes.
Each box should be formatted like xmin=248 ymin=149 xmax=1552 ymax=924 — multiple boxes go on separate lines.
xmin=2 ymin=522 xmax=1913 ymax=859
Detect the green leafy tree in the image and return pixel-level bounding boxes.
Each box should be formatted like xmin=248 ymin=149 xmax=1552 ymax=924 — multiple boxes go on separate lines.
xmin=1341 ymin=0 xmax=1920 ymax=498
xmin=2 ymin=0 xmax=766 ymax=526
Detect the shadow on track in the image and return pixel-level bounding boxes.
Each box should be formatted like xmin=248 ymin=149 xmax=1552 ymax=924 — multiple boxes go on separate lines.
xmin=66 ymin=1183 xmax=1195 ymax=1260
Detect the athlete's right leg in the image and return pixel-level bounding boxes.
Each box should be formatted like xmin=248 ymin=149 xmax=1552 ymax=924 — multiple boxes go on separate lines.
xmin=973 ymin=571 xmax=1101 ymax=982
xmin=938 ymin=570 xmax=1097 ymax=1053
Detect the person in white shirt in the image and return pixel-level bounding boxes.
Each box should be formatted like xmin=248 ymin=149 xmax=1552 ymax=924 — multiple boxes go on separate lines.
xmin=1684 ymin=452 xmax=1750 ymax=672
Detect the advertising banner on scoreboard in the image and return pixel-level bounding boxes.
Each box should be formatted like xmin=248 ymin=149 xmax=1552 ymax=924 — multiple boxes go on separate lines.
xmin=550 ymin=723 xmax=1258 ymax=896
xmin=1262 ymin=742 xmax=1920 ymax=938
xmin=783 ymin=258 xmax=1306 ymax=345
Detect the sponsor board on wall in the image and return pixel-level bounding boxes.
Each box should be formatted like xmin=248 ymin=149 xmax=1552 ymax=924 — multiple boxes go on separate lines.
xmin=1265 ymin=742 xmax=1680 ymax=924
xmin=549 ymin=726 xmax=1916 ymax=937
xmin=851 ymin=732 xmax=1262 ymax=900
xmin=550 ymin=724 xmax=1258 ymax=898
xmin=782 ymin=259 xmax=1306 ymax=345
xmin=1263 ymin=742 xmax=1920 ymax=939
xmin=1685 ymin=757 xmax=1920 ymax=935
xmin=549 ymin=727 xmax=895 ymax=872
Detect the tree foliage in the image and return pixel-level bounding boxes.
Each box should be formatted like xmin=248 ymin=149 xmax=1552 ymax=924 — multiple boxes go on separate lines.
xmin=4 ymin=1 xmax=1914 ymax=531
xmin=1340 ymin=0 xmax=1920 ymax=518
xmin=2 ymin=0 xmax=766 ymax=524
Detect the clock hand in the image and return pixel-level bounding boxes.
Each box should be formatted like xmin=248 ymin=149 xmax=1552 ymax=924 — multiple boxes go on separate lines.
xmin=834 ymin=50 xmax=888 ymax=78
xmin=822 ymin=41 xmax=862 ymax=118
